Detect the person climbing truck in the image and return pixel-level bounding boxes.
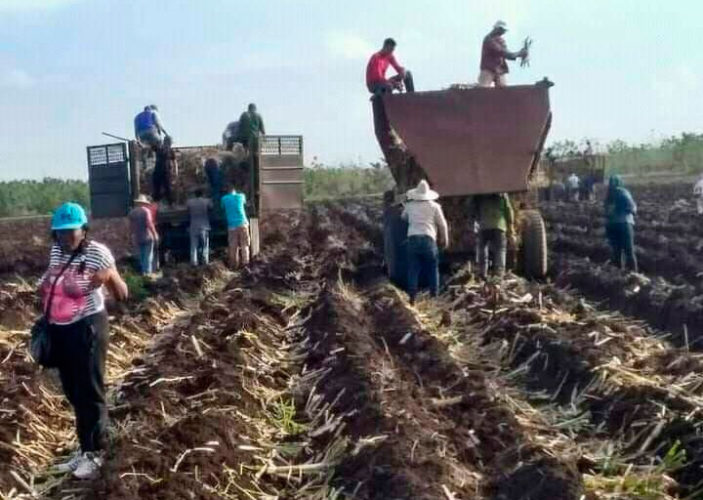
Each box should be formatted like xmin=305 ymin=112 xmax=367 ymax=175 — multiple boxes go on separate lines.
xmin=236 ymin=103 xmax=266 ymax=154
xmin=133 ymin=104 xmax=168 ymax=151
xmin=478 ymin=20 xmax=528 ymax=87
xmin=604 ymin=176 xmax=638 ymax=272
xmin=472 ymin=193 xmax=514 ymax=279
xmin=40 ymin=202 xmax=128 ymax=480
xmin=402 ymin=180 xmax=449 ymax=304
xmin=152 ymin=135 xmax=177 ymax=204
xmin=366 ymin=37 xmax=415 ymax=95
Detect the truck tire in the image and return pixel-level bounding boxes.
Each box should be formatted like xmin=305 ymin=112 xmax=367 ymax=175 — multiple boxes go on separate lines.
xmin=521 ymin=210 xmax=548 ymax=279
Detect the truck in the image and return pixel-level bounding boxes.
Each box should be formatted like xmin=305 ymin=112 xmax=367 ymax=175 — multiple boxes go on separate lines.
xmin=86 ymin=135 xmax=304 ymax=261
xmin=373 ymin=79 xmax=554 ymax=278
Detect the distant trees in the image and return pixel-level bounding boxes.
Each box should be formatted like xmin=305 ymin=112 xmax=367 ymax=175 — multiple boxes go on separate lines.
xmin=303 ymin=160 xmax=394 ymax=200
xmin=0 ymin=178 xmax=89 ymax=217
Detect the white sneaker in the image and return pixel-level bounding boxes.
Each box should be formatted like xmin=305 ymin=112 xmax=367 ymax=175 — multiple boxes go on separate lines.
xmin=72 ymin=452 xmax=104 ymax=480
xmin=55 ymin=449 xmax=82 ymax=473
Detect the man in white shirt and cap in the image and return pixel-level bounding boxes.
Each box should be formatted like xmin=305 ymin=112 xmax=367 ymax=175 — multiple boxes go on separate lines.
xmin=401 ymin=180 xmax=449 ymax=304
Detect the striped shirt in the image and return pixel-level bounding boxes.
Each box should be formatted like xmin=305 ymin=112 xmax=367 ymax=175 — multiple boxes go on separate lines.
xmin=39 ymin=241 xmax=115 ymax=325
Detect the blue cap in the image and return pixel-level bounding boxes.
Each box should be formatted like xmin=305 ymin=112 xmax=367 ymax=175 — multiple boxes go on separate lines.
xmin=51 ymin=202 xmax=88 ymax=230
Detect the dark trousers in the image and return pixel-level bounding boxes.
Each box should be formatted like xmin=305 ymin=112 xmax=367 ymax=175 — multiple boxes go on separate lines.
xmin=607 ymin=222 xmax=637 ymax=272
xmin=50 ymin=312 xmax=109 ymax=452
xmin=152 ymin=170 xmax=172 ymax=204
xmin=407 ymin=235 xmax=439 ymax=302
xmin=369 ymin=71 xmax=415 ymax=96
xmin=478 ymin=229 xmax=507 ymax=278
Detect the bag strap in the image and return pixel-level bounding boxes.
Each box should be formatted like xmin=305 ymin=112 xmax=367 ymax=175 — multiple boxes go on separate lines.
xmin=44 ymin=248 xmax=82 ymax=322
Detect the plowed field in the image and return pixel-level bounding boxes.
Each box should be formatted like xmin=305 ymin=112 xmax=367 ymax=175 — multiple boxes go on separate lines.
xmin=1 ymin=196 xmax=702 ymax=499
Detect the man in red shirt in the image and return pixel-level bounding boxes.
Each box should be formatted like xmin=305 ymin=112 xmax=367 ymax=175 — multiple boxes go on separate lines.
xmin=478 ymin=21 xmax=527 ymax=87
xmin=366 ymin=38 xmax=414 ymax=96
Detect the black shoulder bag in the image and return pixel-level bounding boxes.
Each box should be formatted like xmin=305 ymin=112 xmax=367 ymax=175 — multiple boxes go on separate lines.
xmin=30 ymin=250 xmax=80 ymax=367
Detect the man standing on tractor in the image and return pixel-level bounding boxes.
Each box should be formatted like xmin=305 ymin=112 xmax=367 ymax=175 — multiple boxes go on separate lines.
xmin=236 ymin=104 xmax=266 ymax=154
xmin=478 ymin=21 xmax=528 ymax=87
xmin=134 ymin=105 xmax=168 ymax=151
xmin=366 ymin=38 xmax=415 ymax=96
xmin=472 ymin=193 xmax=514 ymax=279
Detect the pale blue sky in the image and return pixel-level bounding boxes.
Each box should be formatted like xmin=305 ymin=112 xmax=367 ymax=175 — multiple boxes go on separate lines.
xmin=0 ymin=0 xmax=699 ymax=180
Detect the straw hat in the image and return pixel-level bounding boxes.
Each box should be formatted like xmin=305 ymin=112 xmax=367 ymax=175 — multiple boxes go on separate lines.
xmin=134 ymin=194 xmax=151 ymax=205
xmin=406 ymin=180 xmax=439 ymax=201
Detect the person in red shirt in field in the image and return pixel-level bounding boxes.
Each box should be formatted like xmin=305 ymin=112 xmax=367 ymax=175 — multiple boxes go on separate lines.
xmin=478 ymin=20 xmax=528 ymax=87
xmin=366 ymin=38 xmax=414 ymax=96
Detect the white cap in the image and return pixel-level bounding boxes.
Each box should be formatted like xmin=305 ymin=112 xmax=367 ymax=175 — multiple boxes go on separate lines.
xmin=494 ymin=20 xmax=508 ymax=30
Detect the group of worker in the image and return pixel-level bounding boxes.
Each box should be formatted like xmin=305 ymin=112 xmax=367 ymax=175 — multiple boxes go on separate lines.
xmin=385 ymin=180 xmax=515 ymax=303
xmin=133 ymin=103 xmax=265 ymax=205
xmin=365 ymin=20 xmax=526 ymax=95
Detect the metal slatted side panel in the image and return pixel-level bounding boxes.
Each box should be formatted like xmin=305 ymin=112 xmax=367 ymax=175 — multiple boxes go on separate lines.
xmin=259 ymin=136 xmax=304 ymax=210
xmin=87 ymin=143 xmax=131 ymax=218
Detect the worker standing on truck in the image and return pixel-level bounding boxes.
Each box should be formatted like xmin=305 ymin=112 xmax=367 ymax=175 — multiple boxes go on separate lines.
xmin=605 ymin=176 xmax=638 ymax=272
xmin=478 ymin=21 xmax=528 ymax=87
xmin=222 ymin=121 xmax=241 ymax=151
xmin=129 ymin=195 xmax=159 ymax=275
xmin=153 ymin=136 xmax=177 ymax=205
xmin=187 ymin=189 xmax=213 ymax=267
xmin=204 ymin=158 xmax=223 ymax=201
xmin=366 ymin=38 xmax=414 ymax=95
xmin=221 ymin=182 xmax=250 ymax=269
xmin=402 ymin=180 xmax=449 ymax=304
xmin=134 ymin=105 xmax=168 ymax=150
xmin=472 ymin=193 xmax=514 ymax=279
xmin=237 ymin=104 xmax=266 ymax=154
xmin=41 ymin=202 xmax=128 ymax=480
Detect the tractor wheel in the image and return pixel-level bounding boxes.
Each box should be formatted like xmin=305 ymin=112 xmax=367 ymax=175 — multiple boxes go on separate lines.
xmin=521 ymin=210 xmax=548 ymax=279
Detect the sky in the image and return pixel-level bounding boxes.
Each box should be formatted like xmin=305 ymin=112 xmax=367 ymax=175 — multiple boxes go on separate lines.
xmin=0 ymin=0 xmax=700 ymax=180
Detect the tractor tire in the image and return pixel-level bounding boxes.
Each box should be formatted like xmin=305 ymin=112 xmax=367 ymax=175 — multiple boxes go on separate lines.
xmin=521 ymin=210 xmax=548 ymax=279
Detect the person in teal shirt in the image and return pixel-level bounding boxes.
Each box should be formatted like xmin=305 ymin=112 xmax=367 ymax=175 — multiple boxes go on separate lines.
xmin=221 ymin=184 xmax=250 ymax=268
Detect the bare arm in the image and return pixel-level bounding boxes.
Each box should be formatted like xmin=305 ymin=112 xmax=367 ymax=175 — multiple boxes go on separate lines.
xmin=389 ymin=54 xmax=406 ymax=76
xmin=435 ymin=205 xmax=449 ymax=248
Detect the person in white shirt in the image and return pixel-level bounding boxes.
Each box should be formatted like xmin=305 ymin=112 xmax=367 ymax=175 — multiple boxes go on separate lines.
xmin=694 ymin=176 xmax=703 ymax=215
xmin=401 ymin=180 xmax=449 ymax=303
xmin=566 ymin=173 xmax=580 ymax=202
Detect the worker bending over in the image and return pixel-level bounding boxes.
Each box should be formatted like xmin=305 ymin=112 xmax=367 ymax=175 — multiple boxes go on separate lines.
xmin=472 ymin=193 xmax=514 ymax=279
xmin=402 ymin=180 xmax=449 ymax=304
xmin=134 ymin=105 xmax=168 ymax=150
xmin=478 ymin=21 xmax=527 ymax=87
xmin=366 ymin=38 xmax=414 ymax=95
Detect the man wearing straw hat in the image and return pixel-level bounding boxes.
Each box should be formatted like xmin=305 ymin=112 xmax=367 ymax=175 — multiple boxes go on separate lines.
xmin=401 ymin=180 xmax=449 ymax=304
xmin=128 ymin=195 xmax=159 ymax=275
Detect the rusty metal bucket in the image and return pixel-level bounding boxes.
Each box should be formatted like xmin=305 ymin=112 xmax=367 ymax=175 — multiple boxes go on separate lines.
xmin=381 ymin=82 xmax=552 ymax=197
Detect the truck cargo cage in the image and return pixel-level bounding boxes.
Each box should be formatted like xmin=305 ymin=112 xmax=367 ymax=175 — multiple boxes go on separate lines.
xmin=87 ymin=143 xmax=131 ymax=218
xmin=259 ymin=135 xmax=304 ymax=211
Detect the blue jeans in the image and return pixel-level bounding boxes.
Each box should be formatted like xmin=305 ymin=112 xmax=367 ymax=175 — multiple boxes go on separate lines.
xmin=407 ymin=235 xmax=439 ymax=302
xmin=190 ymin=230 xmax=210 ymax=266
xmin=138 ymin=240 xmax=155 ymax=275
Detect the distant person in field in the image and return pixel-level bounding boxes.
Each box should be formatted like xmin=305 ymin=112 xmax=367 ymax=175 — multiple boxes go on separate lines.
xmin=129 ymin=195 xmax=159 ymax=275
xmin=187 ymin=189 xmax=213 ymax=266
xmin=604 ymin=175 xmax=638 ymax=272
xmin=472 ymin=193 xmax=514 ymax=279
xmin=694 ymin=175 xmax=703 ymax=215
xmin=402 ymin=180 xmax=449 ymax=304
xmin=478 ymin=20 xmax=528 ymax=87
xmin=134 ymin=104 xmax=168 ymax=151
xmin=221 ymin=182 xmax=250 ymax=269
xmin=236 ymin=104 xmax=266 ymax=154
xmin=566 ymin=173 xmax=580 ymax=202
xmin=366 ymin=37 xmax=415 ymax=96
xmin=152 ymin=135 xmax=177 ymax=205
xmin=204 ymin=158 xmax=223 ymax=201
xmin=40 ymin=202 xmax=128 ymax=480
